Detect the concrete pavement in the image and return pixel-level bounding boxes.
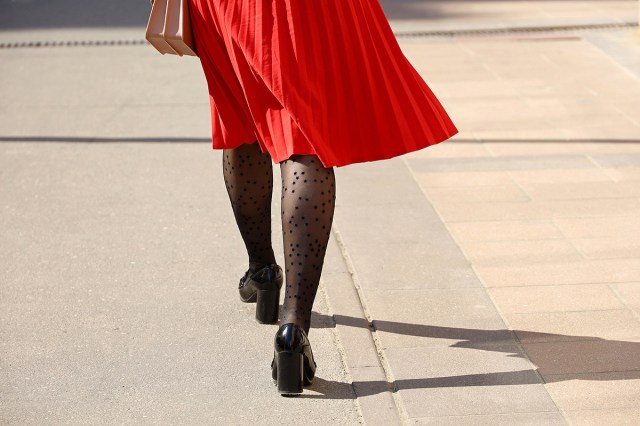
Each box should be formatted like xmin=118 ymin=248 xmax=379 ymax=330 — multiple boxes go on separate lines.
xmin=2 ymin=0 xmax=640 ymax=424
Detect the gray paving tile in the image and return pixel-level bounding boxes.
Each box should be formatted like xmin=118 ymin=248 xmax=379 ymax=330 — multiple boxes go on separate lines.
xmin=564 ymin=407 xmax=640 ymax=425
xmin=385 ymin=345 xmax=538 ymax=383
xmin=335 ymin=205 xmax=449 ymax=244
xmin=384 ymin=346 xmax=555 ymax=417
xmin=335 ymin=158 xmax=430 ymax=208
xmin=365 ymin=288 xmax=512 ymax=349
xmin=410 ymin=411 xmax=566 ymax=425
xmin=350 ymin=256 xmax=481 ymax=290
xmin=398 ymin=384 xmax=557 ymax=419
xmin=349 ymin=366 xmax=402 ymax=425
xmin=0 ymin=143 xmax=360 ymax=424
xmin=334 ymin=157 xmax=481 ymax=290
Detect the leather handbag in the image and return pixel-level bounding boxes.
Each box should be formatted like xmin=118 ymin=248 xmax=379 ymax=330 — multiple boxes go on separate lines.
xmin=146 ymin=0 xmax=197 ymax=57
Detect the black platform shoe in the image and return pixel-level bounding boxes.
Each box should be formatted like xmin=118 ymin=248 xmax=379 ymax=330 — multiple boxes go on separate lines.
xmin=271 ymin=323 xmax=317 ymax=395
xmin=238 ymin=264 xmax=283 ymax=324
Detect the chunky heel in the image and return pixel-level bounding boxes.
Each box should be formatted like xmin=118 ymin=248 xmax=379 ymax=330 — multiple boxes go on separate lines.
xmin=276 ymin=352 xmax=304 ymax=395
xmin=255 ymin=288 xmax=280 ymax=324
xmin=272 ymin=323 xmax=317 ymax=396
xmin=238 ymin=264 xmax=283 ymax=324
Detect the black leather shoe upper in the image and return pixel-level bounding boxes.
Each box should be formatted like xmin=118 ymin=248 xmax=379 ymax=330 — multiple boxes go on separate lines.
xmin=238 ymin=264 xmax=283 ymax=302
xmin=273 ymin=323 xmax=317 ymax=377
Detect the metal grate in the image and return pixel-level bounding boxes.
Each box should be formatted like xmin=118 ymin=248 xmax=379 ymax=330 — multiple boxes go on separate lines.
xmin=0 ymin=22 xmax=637 ymax=49
xmin=0 ymin=39 xmax=148 ymax=49
xmin=394 ymin=21 xmax=638 ymax=39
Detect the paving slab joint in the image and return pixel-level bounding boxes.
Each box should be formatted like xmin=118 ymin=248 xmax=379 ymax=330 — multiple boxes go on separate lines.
xmin=609 ymin=284 xmax=640 ymax=322
xmin=401 ymin=156 xmax=572 ymax=424
xmin=394 ymin=22 xmax=638 ymax=39
xmin=315 ymin=284 xmax=367 ymax=424
xmin=331 ymin=227 xmax=409 ymax=421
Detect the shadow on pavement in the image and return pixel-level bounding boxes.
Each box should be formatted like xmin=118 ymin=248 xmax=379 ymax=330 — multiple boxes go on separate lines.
xmin=301 ymin=312 xmax=640 ymax=400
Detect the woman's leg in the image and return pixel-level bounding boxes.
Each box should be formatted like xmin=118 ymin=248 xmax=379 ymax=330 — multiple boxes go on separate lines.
xmin=279 ymin=155 xmax=336 ymax=334
xmin=223 ymin=142 xmax=276 ymax=272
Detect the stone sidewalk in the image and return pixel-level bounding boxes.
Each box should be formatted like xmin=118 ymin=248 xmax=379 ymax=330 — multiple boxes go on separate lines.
xmin=2 ymin=1 xmax=640 ymax=425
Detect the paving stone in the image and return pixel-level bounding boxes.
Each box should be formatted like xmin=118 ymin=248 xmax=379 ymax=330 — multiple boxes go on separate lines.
xmin=520 ymin=181 xmax=640 ymax=200
xmin=603 ymin=167 xmax=640 ymax=181
xmin=0 ymin=142 xmax=360 ymax=424
xmin=523 ymin=339 xmax=640 ymax=377
xmin=535 ymin=197 xmax=640 ymax=218
xmin=475 ymin=258 xmax=640 ymax=287
xmin=406 ymin=155 xmax=597 ymax=173
xmin=424 ymin=184 xmax=530 ymax=204
xmin=613 ymin=283 xmax=640 ymax=316
xmin=397 ymin=381 xmax=556 ymax=418
xmin=0 ymin=105 xmax=121 ymax=138
xmin=564 ymin=125 xmax=640 ymax=140
xmin=410 ymin=411 xmax=566 ymax=425
xmin=488 ymin=284 xmax=624 ymax=313
xmin=590 ymin=142 xmax=640 ymax=153
xmin=472 ymin=128 xmax=568 ymax=141
xmin=434 ymin=200 xmax=546 ymax=222
xmin=584 ymin=30 xmax=640 ymax=80
xmin=348 ymin=253 xmax=480 ymax=290
xmin=460 ymin=239 xmax=582 ymax=266
xmin=544 ymin=372 xmax=640 ymax=411
xmin=349 ymin=366 xmax=402 ymax=425
xmin=507 ymin=168 xmax=615 ymax=184
xmin=383 ymin=1 xmax=637 ymax=34
xmin=383 ymin=345 xmax=556 ymax=417
xmin=334 ymin=204 xmax=449 ymax=244
xmin=413 ymin=171 xmax=516 ymax=188
xmin=438 ymin=37 xmax=640 ymax=140
xmin=590 ymin=153 xmax=640 ymax=168
xmin=506 ymin=310 xmax=640 ymax=343
xmin=365 ymin=288 xmax=511 ymax=349
xmin=335 ymin=158 xmax=432 ymax=208
xmin=553 ymin=217 xmax=640 ymax=238
xmin=404 ymin=141 xmax=491 ymax=158
xmin=322 ymin=272 xmax=381 ymax=369
xmin=99 ymin=104 xmax=211 ymax=139
xmin=483 ymin=141 xmax=599 ymax=157
xmin=571 ymin=237 xmax=640 ymax=260
xmin=563 ymin=407 xmax=640 ymax=426
xmin=384 ymin=345 xmax=539 ymax=384
xmin=447 ymin=220 xmax=565 ymax=242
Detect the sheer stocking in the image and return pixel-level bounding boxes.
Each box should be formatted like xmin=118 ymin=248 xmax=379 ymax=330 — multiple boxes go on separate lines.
xmin=223 ymin=142 xmax=276 ymax=272
xmin=280 ymin=155 xmax=336 ymax=334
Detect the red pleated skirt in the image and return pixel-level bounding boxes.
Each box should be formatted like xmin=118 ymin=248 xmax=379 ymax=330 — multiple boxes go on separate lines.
xmin=188 ymin=0 xmax=458 ymax=167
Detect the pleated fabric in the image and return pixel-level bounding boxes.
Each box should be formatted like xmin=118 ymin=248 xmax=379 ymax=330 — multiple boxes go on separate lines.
xmin=188 ymin=0 xmax=458 ymax=167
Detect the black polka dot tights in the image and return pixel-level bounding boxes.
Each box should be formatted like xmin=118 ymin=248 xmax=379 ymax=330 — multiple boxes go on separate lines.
xmin=223 ymin=143 xmax=277 ymax=273
xmin=223 ymin=142 xmax=336 ymax=334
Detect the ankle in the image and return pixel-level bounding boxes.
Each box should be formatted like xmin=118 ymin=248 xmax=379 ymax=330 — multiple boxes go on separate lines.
xmin=279 ymin=317 xmax=307 ymax=332
xmin=249 ymin=260 xmax=277 ymax=274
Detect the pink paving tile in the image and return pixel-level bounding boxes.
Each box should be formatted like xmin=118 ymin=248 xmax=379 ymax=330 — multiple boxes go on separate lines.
xmin=448 ymin=220 xmax=564 ymax=242
xmin=488 ymin=284 xmax=624 ymax=313
xmin=506 ymin=310 xmax=640 ymax=343
xmin=544 ymin=371 xmax=640 ymax=411
xmin=475 ymin=258 xmax=640 ymax=287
